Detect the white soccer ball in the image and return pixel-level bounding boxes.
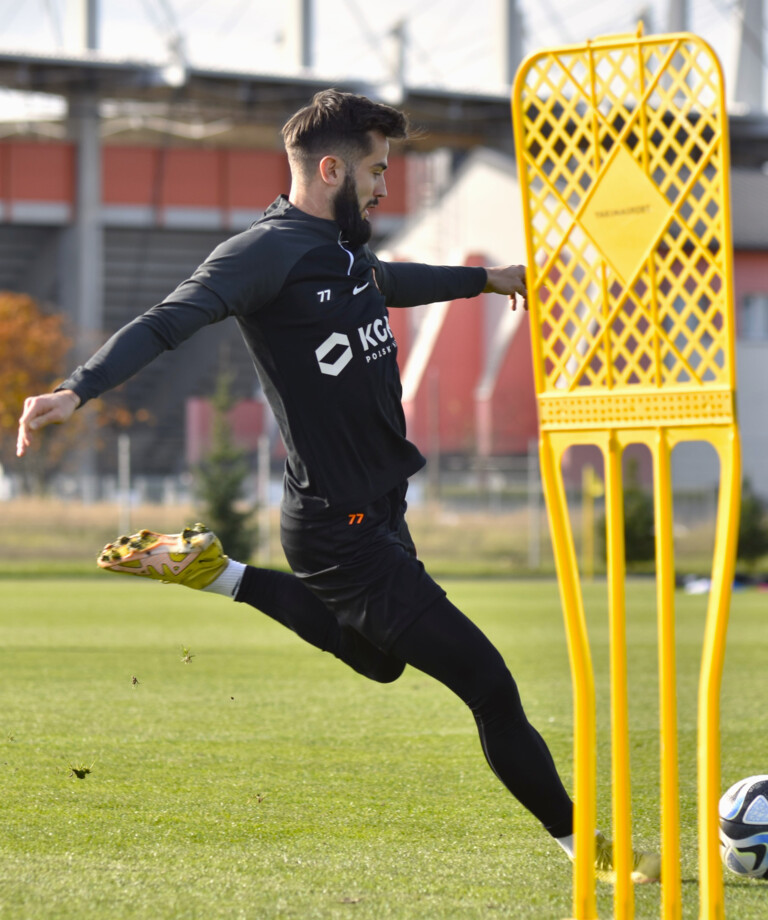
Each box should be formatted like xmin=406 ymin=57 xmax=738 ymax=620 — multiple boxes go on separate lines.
xmin=719 ymin=775 xmax=768 ymax=879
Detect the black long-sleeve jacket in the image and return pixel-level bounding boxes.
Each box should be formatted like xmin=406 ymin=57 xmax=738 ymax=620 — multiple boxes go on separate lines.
xmin=59 ymin=195 xmax=487 ymax=512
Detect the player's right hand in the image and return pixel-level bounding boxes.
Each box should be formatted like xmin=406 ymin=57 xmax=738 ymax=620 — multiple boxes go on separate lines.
xmin=16 ymin=390 xmax=80 ymax=458
xmin=483 ymin=264 xmax=528 ymax=311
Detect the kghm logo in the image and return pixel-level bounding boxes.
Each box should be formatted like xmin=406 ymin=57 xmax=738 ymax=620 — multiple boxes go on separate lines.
xmin=315 ymin=319 xmax=397 ymax=376
xmin=358 ymin=316 xmax=397 ymax=364
xmin=315 ymin=332 xmax=352 ymax=377
xmin=358 ymin=317 xmax=393 ymax=352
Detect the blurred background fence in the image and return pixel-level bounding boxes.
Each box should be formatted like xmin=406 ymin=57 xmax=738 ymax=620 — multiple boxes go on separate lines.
xmin=0 ymin=451 xmax=725 ymax=579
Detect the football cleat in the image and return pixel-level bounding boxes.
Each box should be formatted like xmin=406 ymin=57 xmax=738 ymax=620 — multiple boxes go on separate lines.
xmin=589 ymin=831 xmax=662 ymax=885
xmin=97 ymin=523 xmax=228 ymax=590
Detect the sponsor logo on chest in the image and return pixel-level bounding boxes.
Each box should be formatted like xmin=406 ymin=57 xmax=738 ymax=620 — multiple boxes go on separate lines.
xmin=315 ymin=316 xmax=397 ymax=377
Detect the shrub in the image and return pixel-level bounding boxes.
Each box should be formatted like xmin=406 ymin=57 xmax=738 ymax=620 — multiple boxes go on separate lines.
xmin=737 ymin=478 xmax=768 ymax=571
xmin=597 ymin=456 xmax=655 ymax=565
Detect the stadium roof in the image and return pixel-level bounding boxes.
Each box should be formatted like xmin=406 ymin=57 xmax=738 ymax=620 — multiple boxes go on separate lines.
xmin=0 ymin=49 xmax=515 ymax=152
xmin=1 ymin=48 xmax=768 ymax=164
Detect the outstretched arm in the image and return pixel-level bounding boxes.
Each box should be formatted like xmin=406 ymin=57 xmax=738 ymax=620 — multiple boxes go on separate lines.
xmin=16 ymin=227 xmax=283 ymax=458
xmin=16 ymin=278 xmax=232 ymax=458
xmin=15 ymin=297 xmax=213 ymax=458
xmin=17 ymin=389 xmax=80 ymax=457
xmin=373 ymin=256 xmax=528 ymax=310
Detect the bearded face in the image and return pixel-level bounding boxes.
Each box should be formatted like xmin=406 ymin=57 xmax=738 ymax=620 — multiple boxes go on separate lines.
xmin=332 ymin=171 xmax=373 ymax=249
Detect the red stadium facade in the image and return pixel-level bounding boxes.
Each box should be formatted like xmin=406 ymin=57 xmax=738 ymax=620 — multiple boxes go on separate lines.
xmin=0 ymin=138 xmax=540 ymax=471
xmin=2 ymin=138 xmax=768 ymax=496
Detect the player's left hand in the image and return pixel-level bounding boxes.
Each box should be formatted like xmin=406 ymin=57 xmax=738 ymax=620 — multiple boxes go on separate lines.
xmin=483 ymin=264 xmax=528 ymax=311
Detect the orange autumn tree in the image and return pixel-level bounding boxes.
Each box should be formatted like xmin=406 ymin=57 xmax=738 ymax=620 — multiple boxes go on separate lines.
xmin=0 ymin=291 xmax=72 ymax=467
xmin=0 ymin=291 xmax=153 ymax=486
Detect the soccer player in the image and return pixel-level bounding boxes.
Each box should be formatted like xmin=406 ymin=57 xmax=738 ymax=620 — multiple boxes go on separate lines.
xmin=17 ymin=89 xmax=659 ymax=884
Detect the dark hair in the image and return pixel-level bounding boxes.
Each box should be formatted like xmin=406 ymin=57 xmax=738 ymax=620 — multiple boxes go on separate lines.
xmin=282 ymin=89 xmax=409 ymax=176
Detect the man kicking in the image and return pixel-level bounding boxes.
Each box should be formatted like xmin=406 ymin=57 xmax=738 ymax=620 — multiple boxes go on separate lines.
xmin=17 ymin=88 xmax=659 ymax=885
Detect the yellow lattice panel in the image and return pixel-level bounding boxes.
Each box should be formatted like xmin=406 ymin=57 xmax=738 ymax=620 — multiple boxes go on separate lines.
xmin=513 ymin=28 xmax=736 ymax=406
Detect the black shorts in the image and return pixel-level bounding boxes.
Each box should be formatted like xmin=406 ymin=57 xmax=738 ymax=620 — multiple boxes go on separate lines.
xmin=280 ymin=484 xmax=446 ymax=651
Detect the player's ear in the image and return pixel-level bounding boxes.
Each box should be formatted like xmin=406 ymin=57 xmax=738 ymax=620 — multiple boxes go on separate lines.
xmin=319 ymin=155 xmax=344 ymax=187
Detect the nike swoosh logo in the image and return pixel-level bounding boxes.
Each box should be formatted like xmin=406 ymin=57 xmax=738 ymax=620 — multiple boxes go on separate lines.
xmin=352 ymin=282 xmax=370 ymax=295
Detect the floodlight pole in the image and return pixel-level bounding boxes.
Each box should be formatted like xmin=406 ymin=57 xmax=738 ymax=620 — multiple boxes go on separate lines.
xmin=286 ymin=0 xmax=314 ymax=71
xmin=665 ymin=0 xmax=690 ymax=32
xmin=733 ymin=0 xmax=765 ymax=113
xmin=63 ymin=0 xmax=103 ymax=501
xmin=497 ymin=0 xmax=523 ymax=86
xmin=67 ymin=91 xmax=103 ymax=359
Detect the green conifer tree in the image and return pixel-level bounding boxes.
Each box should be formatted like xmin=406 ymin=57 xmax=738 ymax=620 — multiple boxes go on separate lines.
xmin=195 ymin=371 xmax=257 ymax=561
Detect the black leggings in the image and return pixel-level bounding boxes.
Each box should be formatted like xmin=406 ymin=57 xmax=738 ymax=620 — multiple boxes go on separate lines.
xmin=235 ymin=566 xmax=573 ymax=838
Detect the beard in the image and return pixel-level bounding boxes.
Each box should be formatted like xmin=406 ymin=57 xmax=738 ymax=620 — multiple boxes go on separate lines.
xmin=333 ymin=173 xmax=373 ymax=249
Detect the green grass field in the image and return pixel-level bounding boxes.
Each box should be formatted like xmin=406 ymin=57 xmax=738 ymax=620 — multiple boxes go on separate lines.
xmin=1 ymin=577 xmax=766 ymax=919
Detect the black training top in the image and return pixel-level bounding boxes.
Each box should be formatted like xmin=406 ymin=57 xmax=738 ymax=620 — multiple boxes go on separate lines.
xmin=59 ymin=195 xmax=487 ymax=512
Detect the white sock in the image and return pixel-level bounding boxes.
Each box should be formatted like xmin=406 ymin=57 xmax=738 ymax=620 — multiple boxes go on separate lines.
xmin=202 ymin=560 xmax=246 ymax=599
xmin=555 ymin=833 xmax=575 ymax=858
xmin=555 ymin=830 xmax=602 ymax=859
